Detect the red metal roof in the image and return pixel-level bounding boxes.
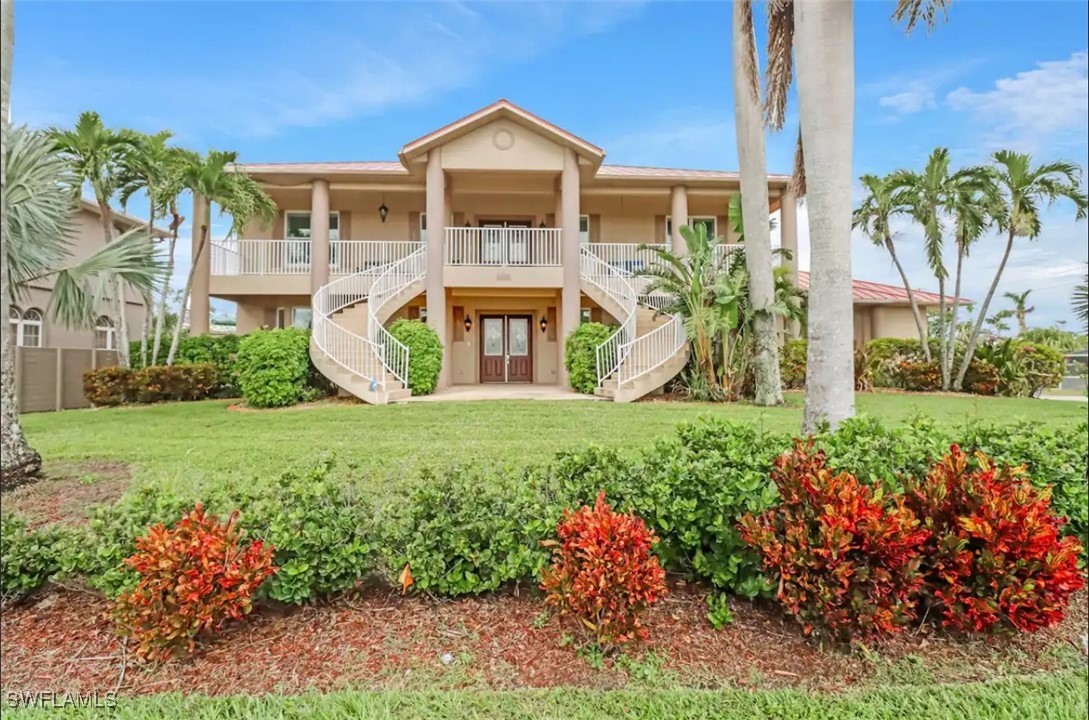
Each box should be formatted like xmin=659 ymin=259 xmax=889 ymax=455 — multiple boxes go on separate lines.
xmin=795 ymin=271 xmax=969 ymax=305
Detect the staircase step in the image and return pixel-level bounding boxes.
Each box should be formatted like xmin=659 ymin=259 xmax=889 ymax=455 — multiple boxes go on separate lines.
xmin=386 ymin=388 xmax=412 ymax=402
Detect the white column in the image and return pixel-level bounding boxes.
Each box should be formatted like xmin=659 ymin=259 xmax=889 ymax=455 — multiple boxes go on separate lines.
xmin=310 ymin=179 xmax=330 ymax=296
xmin=560 ymin=149 xmax=581 ymax=386
xmin=425 ymin=149 xmax=449 ymax=388
xmin=780 ymin=187 xmax=798 ymax=284
xmin=670 ymin=185 xmax=688 ymax=255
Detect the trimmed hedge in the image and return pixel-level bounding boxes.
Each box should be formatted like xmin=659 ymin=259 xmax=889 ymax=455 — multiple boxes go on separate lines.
xmin=132 ymin=334 xmax=242 ymax=397
xmin=236 ymin=329 xmax=312 ymax=408
xmin=4 ymin=415 xmax=1084 ymax=604
xmin=83 ymin=364 xmax=219 ymax=407
xmin=565 ymin=322 xmax=614 ymax=394
xmin=388 ymin=319 xmax=442 ymax=395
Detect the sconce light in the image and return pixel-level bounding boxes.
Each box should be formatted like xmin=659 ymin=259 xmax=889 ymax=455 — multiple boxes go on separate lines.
xmin=378 ymin=195 xmax=389 ymax=223
xmin=538 ymin=221 xmax=546 ymax=228
xmin=539 ymin=316 xmax=548 ymax=334
xmin=464 ymin=315 xmax=473 ymax=333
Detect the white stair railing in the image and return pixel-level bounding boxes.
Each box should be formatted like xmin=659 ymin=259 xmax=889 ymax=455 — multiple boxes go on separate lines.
xmin=366 ymin=247 xmax=426 ymax=389
xmin=312 ymin=269 xmax=388 ymax=388
xmin=579 ymin=247 xmax=637 ymax=386
xmin=617 ymin=314 xmax=687 ymax=386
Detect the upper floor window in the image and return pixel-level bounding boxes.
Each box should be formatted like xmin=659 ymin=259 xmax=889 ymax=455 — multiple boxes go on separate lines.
xmin=284 ymin=212 xmax=340 ymax=241
xmin=420 ymin=213 xmax=427 ymax=244
xmin=665 ymin=216 xmax=717 ymax=248
xmin=95 ymin=316 xmax=115 ymax=350
xmin=9 ymin=306 xmax=44 ymax=348
xmin=579 ymin=215 xmax=590 ymax=245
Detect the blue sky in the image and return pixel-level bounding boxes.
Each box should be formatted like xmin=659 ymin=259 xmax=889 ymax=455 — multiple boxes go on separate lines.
xmin=12 ymin=1 xmax=1089 ymax=326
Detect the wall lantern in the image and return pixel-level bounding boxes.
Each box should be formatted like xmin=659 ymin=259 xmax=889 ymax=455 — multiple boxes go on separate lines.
xmin=378 ymin=194 xmax=389 ymax=223
xmin=464 ymin=315 xmax=473 ymax=333
xmin=538 ymin=221 xmax=546 ymax=228
xmin=539 ymin=316 xmax=548 ymax=334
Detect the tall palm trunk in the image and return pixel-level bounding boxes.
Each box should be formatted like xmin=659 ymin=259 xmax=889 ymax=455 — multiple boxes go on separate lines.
xmin=97 ymin=200 xmax=131 ymax=367
xmin=167 ymin=224 xmax=206 ymax=365
xmin=1 ymin=0 xmax=43 ymax=487
xmin=796 ymin=0 xmax=855 ymax=432
xmin=152 ymin=199 xmax=182 ymax=364
xmin=944 ymin=244 xmax=965 ymax=389
xmin=954 ymin=227 xmax=1015 ymax=389
xmin=884 ymin=236 xmax=930 ymax=361
xmin=733 ymin=0 xmax=783 ymax=406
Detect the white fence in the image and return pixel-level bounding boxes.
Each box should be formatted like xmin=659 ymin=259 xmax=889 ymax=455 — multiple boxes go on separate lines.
xmin=210 ymin=239 xmax=311 ymax=275
xmin=444 ymin=227 xmax=562 ymax=266
xmin=331 ymin=241 xmax=421 ymax=275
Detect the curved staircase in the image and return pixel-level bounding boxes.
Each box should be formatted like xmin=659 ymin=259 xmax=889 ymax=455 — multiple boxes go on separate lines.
xmin=579 ymin=247 xmax=689 ymax=403
xmin=310 ymin=247 xmax=426 ymax=405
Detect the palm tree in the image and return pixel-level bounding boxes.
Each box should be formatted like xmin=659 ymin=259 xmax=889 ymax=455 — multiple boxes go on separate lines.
xmin=638 ymin=224 xmax=737 ymax=395
xmin=47 ymin=112 xmax=139 ymax=366
xmin=2 ymin=126 xmax=163 ymax=485
xmin=762 ymin=0 xmax=952 ymax=431
xmin=953 ymin=151 xmax=1088 ymax=390
xmin=1003 ymin=290 xmax=1035 ymax=335
xmin=166 ymin=150 xmax=275 ymax=365
xmin=853 ymin=173 xmax=930 ymax=359
xmin=732 ymin=0 xmax=783 ymax=407
xmin=1074 ymin=265 xmax=1088 ymax=333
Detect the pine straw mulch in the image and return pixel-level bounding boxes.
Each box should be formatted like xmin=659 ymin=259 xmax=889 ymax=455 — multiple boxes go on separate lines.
xmin=2 ymin=583 xmax=1085 ymax=698
xmin=1 ymin=462 xmax=131 ymax=529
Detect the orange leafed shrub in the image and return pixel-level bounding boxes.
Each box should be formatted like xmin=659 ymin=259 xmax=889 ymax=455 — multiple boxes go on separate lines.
xmin=905 ymin=445 xmax=1085 ymax=634
xmin=541 ymin=492 xmax=667 ymax=651
xmin=739 ymin=441 xmax=929 ymax=642
xmin=114 ymin=504 xmax=277 ymax=662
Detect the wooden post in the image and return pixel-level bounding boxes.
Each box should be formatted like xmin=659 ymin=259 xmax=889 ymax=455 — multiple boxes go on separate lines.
xmin=55 ymin=349 xmax=64 ymax=412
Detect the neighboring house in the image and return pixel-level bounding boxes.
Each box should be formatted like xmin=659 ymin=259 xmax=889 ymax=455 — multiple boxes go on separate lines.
xmin=10 ymin=199 xmax=167 ymax=352
xmin=192 ymin=99 xmax=950 ymax=404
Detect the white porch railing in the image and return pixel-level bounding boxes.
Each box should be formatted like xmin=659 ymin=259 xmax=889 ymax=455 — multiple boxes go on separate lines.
xmin=585 ymin=243 xmax=666 ymax=274
xmin=331 ymin=241 xmax=421 ymax=275
xmin=617 ymin=315 xmax=687 ymax=385
xmin=444 ymin=227 xmax=562 ymax=266
xmin=713 ymin=243 xmax=745 ymax=271
xmin=210 ymin=239 xmax=311 ymax=275
xmin=366 ymin=247 xmax=427 ymax=388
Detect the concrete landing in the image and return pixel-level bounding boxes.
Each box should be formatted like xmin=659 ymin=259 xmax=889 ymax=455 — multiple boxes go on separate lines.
xmin=408 ymin=384 xmax=601 ymax=402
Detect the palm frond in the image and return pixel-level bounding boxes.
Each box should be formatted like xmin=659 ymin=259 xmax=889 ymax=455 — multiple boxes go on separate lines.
xmin=892 ymin=0 xmax=952 ymax=34
xmin=790 ymin=129 xmax=806 ymax=197
xmin=764 ymin=0 xmax=794 ymax=130
xmin=736 ymin=0 xmax=761 ymax=103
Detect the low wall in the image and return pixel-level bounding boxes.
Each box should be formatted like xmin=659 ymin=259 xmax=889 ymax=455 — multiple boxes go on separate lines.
xmin=15 ymin=347 xmax=120 ymax=413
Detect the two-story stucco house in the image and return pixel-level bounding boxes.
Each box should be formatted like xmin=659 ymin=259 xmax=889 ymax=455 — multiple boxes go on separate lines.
xmin=193 ymin=100 xmax=944 ymax=404
xmin=10 ymin=200 xmax=161 ymax=352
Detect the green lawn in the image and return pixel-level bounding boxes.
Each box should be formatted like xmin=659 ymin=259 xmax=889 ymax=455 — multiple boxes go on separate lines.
xmin=5 ymin=671 xmax=1086 ymax=719
xmin=21 ymin=391 xmax=1088 ymax=493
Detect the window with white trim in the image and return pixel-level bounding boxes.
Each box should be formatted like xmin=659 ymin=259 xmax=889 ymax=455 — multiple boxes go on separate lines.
xmin=579 ymin=215 xmax=590 ymax=244
xmin=9 ymin=306 xmax=21 ymax=348
xmin=284 ymin=212 xmax=339 ymax=241
xmin=9 ymin=306 xmax=44 ymax=348
xmin=665 ymin=216 xmax=717 ymax=248
xmin=95 ymin=316 xmax=115 ymax=350
xmin=419 ymin=213 xmax=427 ymax=244
xmin=292 ymin=307 xmax=312 ymax=330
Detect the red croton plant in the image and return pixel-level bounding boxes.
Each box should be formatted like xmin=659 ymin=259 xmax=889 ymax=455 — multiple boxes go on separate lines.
xmin=739 ymin=441 xmax=929 ymax=642
xmin=541 ymin=492 xmax=668 ymax=651
xmin=905 ymin=445 xmax=1085 ymax=634
xmin=115 ymin=504 xmax=277 ymax=662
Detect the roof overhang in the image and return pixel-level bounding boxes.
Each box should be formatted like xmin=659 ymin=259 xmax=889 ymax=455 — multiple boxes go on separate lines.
xmin=397 ymin=99 xmax=606 ymax=170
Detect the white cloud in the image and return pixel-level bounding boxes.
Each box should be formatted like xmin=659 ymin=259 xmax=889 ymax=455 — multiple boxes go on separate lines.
xmin=878 ymin=81 xmax=938 ymax=114
xmin=945 ymin=51 xmax=1089 ymax=154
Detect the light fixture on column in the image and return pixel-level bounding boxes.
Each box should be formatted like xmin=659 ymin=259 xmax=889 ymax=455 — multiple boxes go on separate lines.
xmin=464 ymin=314 xmax=473 ymax=333
xmin=378 ymin=194 xmax=389 ymax=223
xmin=538 ymin=221 xmax=546 ymax=228
xmin=539 ymin=316 xmax=548 ymax=334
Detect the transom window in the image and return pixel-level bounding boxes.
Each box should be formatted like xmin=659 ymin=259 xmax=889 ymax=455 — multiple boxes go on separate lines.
xmin=665 ymin=216 xmax=718 ymax=248
xmin=95 ymin=316 xmax=115 ymax=350
xmin=9 ymin=306 xmax=44 ymax=348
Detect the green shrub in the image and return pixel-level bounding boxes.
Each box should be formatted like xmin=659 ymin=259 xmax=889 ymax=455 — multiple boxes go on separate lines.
xmin=974 ymin=339 xmax=1065 ymax=397
xmin=780 ymin=339 xmax=807 ymax=389
xmin=1 ymin=514 xmax=80 ymax=602
xmin=897 ymin=360 xmax=943 ymax=391
xmin=82 ymin=366 xmax=134 ymax=406
xmin=380 ymin=465 xmax=561 ymax=595
xmin=236 ymin=329 xmax=311 ymax=408
xmin=243 ymin=461 xmax=375 ymax=604
xmin=131 ymin=364 xmax=219 ymax=403
xmin=865 ymin=338 xmax=927 ymax=388
xmin=387 ymin=319 xmax=442 ymax=395
xmin=565 ymin=322 xmax=614 ymax=394
xmin=133 ymin=334 xmax=242 ymax=397
xmin=816 ymin=416 xmax=948 ymax=492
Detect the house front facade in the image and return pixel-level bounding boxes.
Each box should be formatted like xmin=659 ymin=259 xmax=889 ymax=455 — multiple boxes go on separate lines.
xmin=197 ymin=100 xmax=926 ymax=404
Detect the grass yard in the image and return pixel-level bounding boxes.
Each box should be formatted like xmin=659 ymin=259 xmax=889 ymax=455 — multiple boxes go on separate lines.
xmin=5 ymin=672 xmax=1086 ymax=719
xmin=20 ymin=391 xmax=1088 ymax=495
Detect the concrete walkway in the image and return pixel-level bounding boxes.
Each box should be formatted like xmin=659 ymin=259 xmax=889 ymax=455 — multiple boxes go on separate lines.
xmin=1040 ymin=394 xmax=1089 ymax=402
xmin=408 ymin=384 xmax=600 ymax=402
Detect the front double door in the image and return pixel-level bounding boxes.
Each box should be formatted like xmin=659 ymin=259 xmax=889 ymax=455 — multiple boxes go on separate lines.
xmin=480 ymin=315 xmax=533 ymax=383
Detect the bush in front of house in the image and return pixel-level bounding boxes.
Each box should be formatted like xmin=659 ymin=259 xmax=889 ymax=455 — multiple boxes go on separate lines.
xmin=541 ymin=492 xmax=668 ymax=651
xmin=905 ymin=445 xmax=1085 ymax=634
xmin=739 ymin=441 xmax=929 ymax=642
xmin=387 ymin=319 xmax=442 ymax=395
xmin=564 ymin=322 xmax=615 ymax=394
xmin=0 ymin=514 xmax=81 ymax=602
xmin=780 ymin=339 xmax=807 ymax=389
xmin=235 ymin=329 xmax=312 ymax=408
xmin=975 ymin=339 xmax=1065 ymax=397
xmin=83 ymin=364 xmax=219 ymax=406
xmin=133 ymin=334 xmax=242 ymax=397
xmin=114 ymin=504 xmax=276 ymax=661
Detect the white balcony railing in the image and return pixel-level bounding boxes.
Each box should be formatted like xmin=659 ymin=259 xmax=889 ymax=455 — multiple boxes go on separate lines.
xmin=330 ymin=241 xmax=421 ymax=276
xmin=584 ymin=243 xmax=666 ymax=275
xmin=210 ymin=239 xmax=311 ymax=275
xmin=444 ymin=227 xmax=562 ymax=266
